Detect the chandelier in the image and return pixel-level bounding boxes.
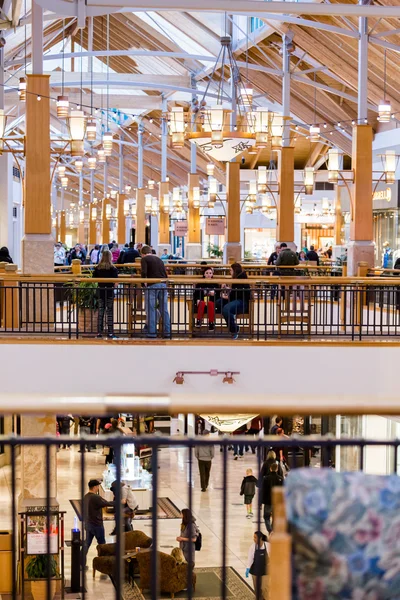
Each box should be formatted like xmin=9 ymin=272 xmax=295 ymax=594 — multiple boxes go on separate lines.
xmin=166 ymin=37 xmax=284 ymax=162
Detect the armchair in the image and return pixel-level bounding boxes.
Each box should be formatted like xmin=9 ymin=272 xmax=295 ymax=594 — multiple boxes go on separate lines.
xmin=136 ymin=550 xmax=196 ymax=599
xmin=270 ymin=469 xmax=400 ymax=599
xmin=93 ymin=530 xmax=152 ymax=580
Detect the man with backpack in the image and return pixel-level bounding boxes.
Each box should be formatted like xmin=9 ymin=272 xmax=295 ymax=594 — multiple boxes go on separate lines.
xmin=276 ymin=243 xmax=299 ymax=276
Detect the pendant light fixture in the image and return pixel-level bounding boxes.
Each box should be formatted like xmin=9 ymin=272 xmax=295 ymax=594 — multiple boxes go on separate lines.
xmin=206 ymin=163 xmax=215 ymax=177
xmin=88 ymin=155 xmax=97 ymax=170
xmin=98 ymin=148 xmax=106 ymax=163
xmin=147 ymin=180 xmax=155 ymax=190
xmin=86 ymin=118 xmax=97 ymax=141
xmin=18 ymin=78 xmax=27 ymax=102
xmin=69 ymin=110 xmax=86 ymax=156
xmin=304 ymin=167 xmax=315 ymax=195
xmin=75 ymin=159 xmax=83 ymax=173
xmin=378 ymin=50 xmax=391 ymax=123
xmin=102 ymin=131 xmax=113 ymax=156
xmin=58 ymin=165 xmax=66 ymax=178
xmin=61 ymin=176 xmax=68 ymax=188
xmin=57 ymin=21 xmax=69 ymax=118
xmin=309 ymin=74 xmax=320 ymax=141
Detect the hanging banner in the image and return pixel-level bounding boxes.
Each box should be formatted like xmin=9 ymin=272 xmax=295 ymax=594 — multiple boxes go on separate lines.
xmin=200 ymin=414 xmax=259 ymax=433
xmin=174 ymin=221 xmax=188 ymax=236
xmin=206 ymin=218 xmax=225 ymax=236
xmin=191 ymin=137 xmax=255 ymax=162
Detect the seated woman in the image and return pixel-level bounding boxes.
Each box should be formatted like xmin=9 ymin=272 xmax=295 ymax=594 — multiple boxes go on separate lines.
xmin=216 ymin=263 xmax=251 ymax=339
xmin=193 ymin=267 xmax=220 ymax=330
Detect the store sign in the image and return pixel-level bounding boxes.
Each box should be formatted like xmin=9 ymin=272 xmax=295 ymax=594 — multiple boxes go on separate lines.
xmin=206 ymin=218 xmax=225 ymax=235
xmin=26 ymin=514 xmax=59 ymax=555
xmin=200 ymin=414 xmax=259 ymax=433
xmin=373 ymin=187 xmax=392 ymax=203
xmin=191 ymin=137 xmax=255 ymax=162
xmin=174 ymin=220 xmax=188 ymax=236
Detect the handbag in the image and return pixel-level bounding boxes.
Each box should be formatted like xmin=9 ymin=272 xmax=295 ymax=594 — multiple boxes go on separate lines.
xmin=195 ymin=531 xmax=202 ymax=551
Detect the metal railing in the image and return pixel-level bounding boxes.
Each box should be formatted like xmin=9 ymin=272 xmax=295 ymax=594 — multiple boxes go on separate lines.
xmin=0 ymin=276 xmax=399 ymax=340
xmin=2 ymin=430 xmax=400 ymax=599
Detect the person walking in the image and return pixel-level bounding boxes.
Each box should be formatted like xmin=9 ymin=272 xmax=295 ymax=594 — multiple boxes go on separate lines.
xmin=56 ymin=414 xmax=74 ymax=449
xmin=246 ymin=531 xmax=269 ymax=600
xmin=93 ymin=249 xmax=118 ymax=339
xmin=83 ymin=479 xmax=114 ymax=559
xmin=240 ymin=468 xmax=258 ymax=518
xmin=78 ymin=416 xmax=94 ymax=452
xmin=260 ymin=462 xmax=283 ymax=533
xmin=176 ymin=508 xmax=199 ymax=566
xmin=141 ymin=244 xmax=171 ymax=338
xmin=194 ymin=430 xmax=214 ymax=492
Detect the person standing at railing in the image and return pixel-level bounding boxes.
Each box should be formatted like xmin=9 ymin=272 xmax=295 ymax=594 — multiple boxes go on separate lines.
xmin=194 ymin=266 xmax=220 ymax=331
xmin=216 ymin=263 xmax=250 ymax=340
xmin=93 ymin=250 xmax=119 ymax=339
xmin=141 ymin=244 xmax=171 ymax=339
xmin=0 ymin=246 xmax=13 ymax=263
xmin=306 ymin=245 xmax=320 ymax=266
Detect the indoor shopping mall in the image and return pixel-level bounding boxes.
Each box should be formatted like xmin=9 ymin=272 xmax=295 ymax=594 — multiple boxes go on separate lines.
xmin=0 ymin=0 xmax=399 ymax=599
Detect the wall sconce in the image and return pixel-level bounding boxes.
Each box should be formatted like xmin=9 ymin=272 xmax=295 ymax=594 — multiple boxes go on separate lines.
xmin=257 ymin=166 xmax=268 ymax=194
xmin=304 ymin=166 xmax=315 ymax=195
xmin=270 ymin=113 xmax=283 ymax=149
xmin=168 ymin=107 xmax=185 ymax=148
xmin=384 ymin=149 xmax=396 ymax=184
xmin=172 ymin=370 xmax=239 ymax=385
xmin=328 ymin=148 xmax=341 ymax=183
xmin=192 ymin=186 xmax=200 ymax=209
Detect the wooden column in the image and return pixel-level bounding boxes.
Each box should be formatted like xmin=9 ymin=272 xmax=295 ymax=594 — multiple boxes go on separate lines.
xmin=55 ymin=213 xmax=60 ymax=242
xmin=188 ymin=173 xmax=200 ymax=243
xmin=25 ymin=75 xmax=51 ymax=235
xmin=348 ymin=125 xmax=374 ymax=274
xmin=136 ymin=189 xmax=146 ymax=244
xmin=102 ymin=198 xmax=110 ymax=245
xmin=89 ymin=208 xmax=97 ymax=245
xmin=78 ymin=221 xmax=85 ymax=244
xmin=277 ymin=146 xmax=295 ymax=244
xmin=158 ymin=182 xmax=170 ymax=246
xmin=117 ymin=193 xmax=126 ymax=245
xmin=334 ymin=185 xmax=343 ymax=246
xmin=60 ymin=210 xmax=66 ymax=243
xmin=224 ymin=162 xmax=242 ymax=263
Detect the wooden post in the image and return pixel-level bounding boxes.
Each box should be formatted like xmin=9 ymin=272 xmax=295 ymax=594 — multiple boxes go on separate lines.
xmin=24 ymin=75 xmax=51 ymax=235
xmin=277 ymin=146 xmax=295 ymax=245
xmin=224 ymin=162 xmax=241 ymax=263
xmin=102 ymin=198 xmax=110 ymax=245
xmin=269 ymin=487 xmax=291 ymax=600
xmin=334 ymin=186 xmax=343 ymax=246
xmin=71 ymin=259 xmax=82 ymax=275
xmin=117 ymin=193 xmax=126 ymax=245
xmin=187 ymin=173 xmax=201 ymax=260
xmin=60 ymin=211 xmax=66 ymax=244
xmin=3 ymin=264 xmax=19 ymax=331
xmin=158 ymin=182 xmax=170 ymax=246
xmin=348 ymin=125 xmax=374 ymax=275
xmin=89 ymin=206 xmax=97 ymax=246
xmin=55 ymin=213 xmax=60 ymax=242
xmin=136 ymin=189 xmax=146 ymax=244
xmin=78 ymin=221 xmax=85 ymax=245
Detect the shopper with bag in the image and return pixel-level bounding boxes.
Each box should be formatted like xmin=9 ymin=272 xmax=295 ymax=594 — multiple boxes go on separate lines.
xmin=176 ymin=508 xmax=199 ymax=566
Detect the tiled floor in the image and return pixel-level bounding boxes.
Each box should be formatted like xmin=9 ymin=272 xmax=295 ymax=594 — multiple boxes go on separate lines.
xmin=0 ymin=442 xmax=265 ymax=598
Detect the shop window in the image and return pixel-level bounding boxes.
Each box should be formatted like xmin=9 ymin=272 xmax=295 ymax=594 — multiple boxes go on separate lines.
xmin=250 ymin=17 xmax=264 ymax=32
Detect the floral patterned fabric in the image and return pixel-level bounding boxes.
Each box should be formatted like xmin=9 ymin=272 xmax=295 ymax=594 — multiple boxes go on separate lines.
xmin=284 ymin=468 xmax=400 ymax=600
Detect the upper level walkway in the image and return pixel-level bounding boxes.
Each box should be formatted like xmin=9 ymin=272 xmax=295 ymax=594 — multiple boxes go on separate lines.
xmin=0 ymin=261 xmax=399 ymax=343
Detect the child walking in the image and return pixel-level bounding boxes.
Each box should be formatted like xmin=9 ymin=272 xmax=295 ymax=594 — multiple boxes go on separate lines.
xmin=240 ymin=468 xmax=258 ymax=518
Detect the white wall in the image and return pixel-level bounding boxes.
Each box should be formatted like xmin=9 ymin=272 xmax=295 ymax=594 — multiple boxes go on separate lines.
xmin=0 ymin=344 xmax=399 ymax=417
xmin=0 ymin=154 xmax=23 ymax=266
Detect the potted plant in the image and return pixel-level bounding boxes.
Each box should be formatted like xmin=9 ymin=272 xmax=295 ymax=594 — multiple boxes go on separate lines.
xmin=64 ymin=276 xmax=99 ymax=335
xmin=206 ymin=243 xmax=223 ymax=259
xmin=26 ymin=555 xmax=58 ymax=600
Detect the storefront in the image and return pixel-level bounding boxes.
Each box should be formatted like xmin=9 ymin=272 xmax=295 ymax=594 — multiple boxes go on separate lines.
xmin=372 ymin=181 xmax=400 ymax=266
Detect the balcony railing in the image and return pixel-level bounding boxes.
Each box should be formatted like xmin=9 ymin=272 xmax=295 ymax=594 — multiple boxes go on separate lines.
xmin=0 ymin=274 xmax=400 ymax=340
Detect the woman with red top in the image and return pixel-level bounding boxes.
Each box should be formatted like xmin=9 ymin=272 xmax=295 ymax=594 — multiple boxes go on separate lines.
xmin=193 ymin=267 xmax=220 ymax=331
